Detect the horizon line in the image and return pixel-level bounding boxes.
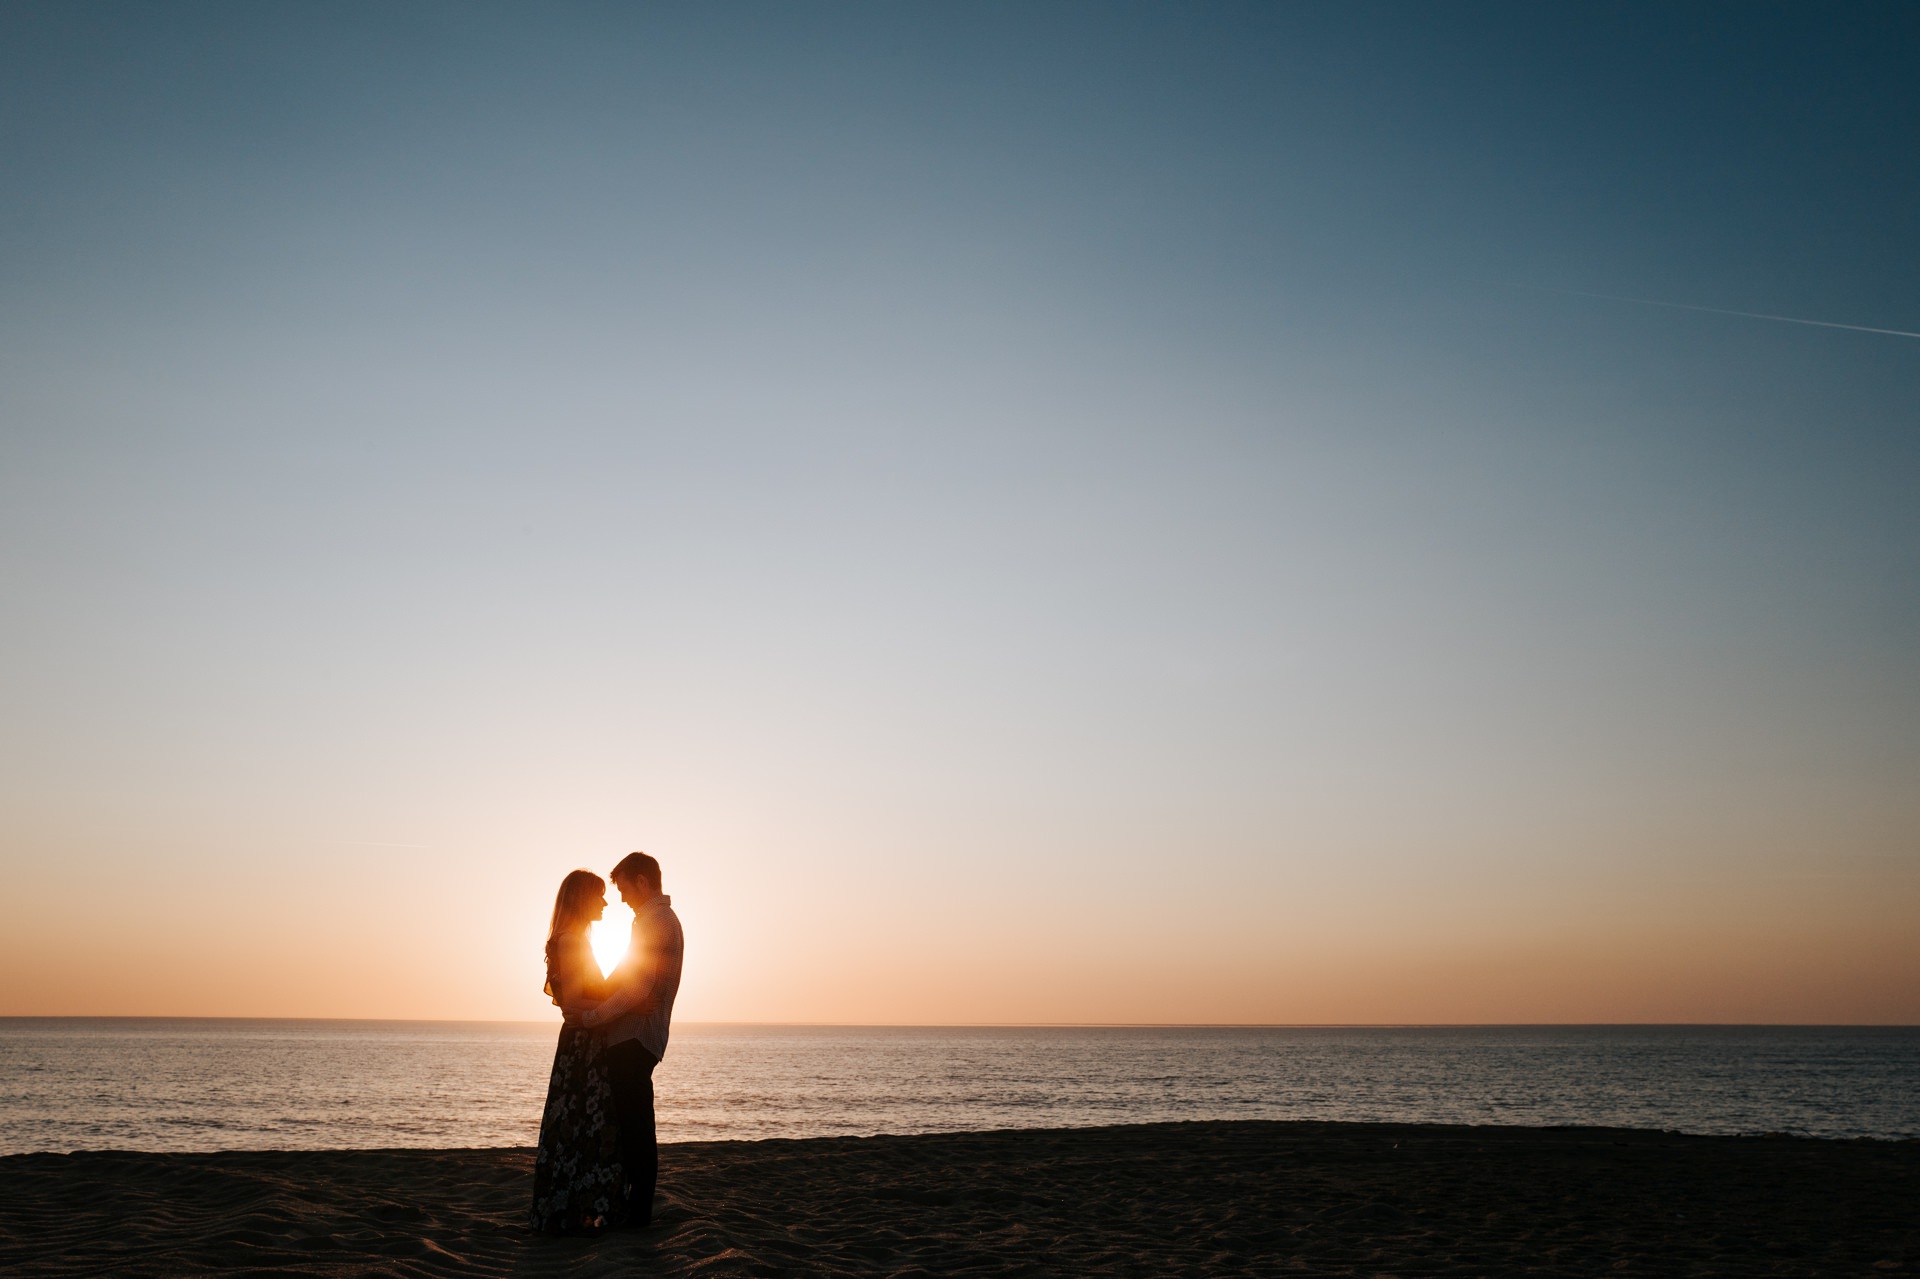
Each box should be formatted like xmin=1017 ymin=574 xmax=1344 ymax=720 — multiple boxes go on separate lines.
xmin=3 ymin=1015 xmax=1915 ymax=1029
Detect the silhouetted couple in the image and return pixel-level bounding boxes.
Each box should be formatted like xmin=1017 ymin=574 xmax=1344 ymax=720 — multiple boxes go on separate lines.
xmin=530 ymin=851 xmax=684 ymax=1234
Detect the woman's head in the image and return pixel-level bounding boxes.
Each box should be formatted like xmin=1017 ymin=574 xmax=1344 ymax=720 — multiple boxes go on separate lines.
xmin=548 ymin=869 xmax=607 ymax=942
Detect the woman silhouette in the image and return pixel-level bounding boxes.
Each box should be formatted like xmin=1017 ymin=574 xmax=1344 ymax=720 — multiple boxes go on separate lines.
xmin=529 ymin=869 xmax=629 ymax=1233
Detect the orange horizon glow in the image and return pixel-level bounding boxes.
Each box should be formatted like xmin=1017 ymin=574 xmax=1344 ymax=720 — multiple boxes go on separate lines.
xmin=5 ymin=837 xmax=1914 ymax=1026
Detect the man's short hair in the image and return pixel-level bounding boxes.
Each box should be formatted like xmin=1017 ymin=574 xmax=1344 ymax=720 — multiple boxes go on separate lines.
xmin=611 ymin=851 xmax=662 ymax=892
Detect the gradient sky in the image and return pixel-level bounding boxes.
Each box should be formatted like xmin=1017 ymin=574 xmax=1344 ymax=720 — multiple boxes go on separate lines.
xmin=2 ymin=2 xmax=1916 ymax=1023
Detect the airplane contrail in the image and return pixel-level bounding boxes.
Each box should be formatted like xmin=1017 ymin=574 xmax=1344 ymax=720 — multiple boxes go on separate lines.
xmin=1512 ymin=284 xmax=1920 ymax=340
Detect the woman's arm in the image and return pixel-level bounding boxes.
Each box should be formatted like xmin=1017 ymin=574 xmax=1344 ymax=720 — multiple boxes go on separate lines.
xmin=550 ymin=937 xmax=612 ymax=1018
xmin=553 ymin=978 xmax=604 ymax=1017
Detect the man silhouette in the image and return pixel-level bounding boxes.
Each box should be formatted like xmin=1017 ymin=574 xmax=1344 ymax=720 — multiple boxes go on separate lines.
xmin=579 ymin=851 xmax=683 ymax=1225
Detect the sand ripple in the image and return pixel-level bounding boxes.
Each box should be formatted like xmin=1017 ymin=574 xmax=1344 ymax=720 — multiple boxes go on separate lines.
xmin=2 ymin=1121 xmax=1915 ymax=1276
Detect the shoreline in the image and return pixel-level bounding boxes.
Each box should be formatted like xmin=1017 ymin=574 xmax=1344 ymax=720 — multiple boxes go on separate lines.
xmin=7 ymin=1113 xmax=1920 ymax=1161
xmin=4 ymin=1120 xmax=1915 ymax=1276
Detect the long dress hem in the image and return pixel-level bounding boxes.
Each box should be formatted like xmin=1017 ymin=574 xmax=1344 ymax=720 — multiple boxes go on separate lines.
xmin=529 ymin=934 xmax=629 ymax=1234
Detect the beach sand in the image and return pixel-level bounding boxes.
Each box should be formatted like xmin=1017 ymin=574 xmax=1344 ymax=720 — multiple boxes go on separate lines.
xmin=2 ymin=1121 xmax=1914 ymax=1276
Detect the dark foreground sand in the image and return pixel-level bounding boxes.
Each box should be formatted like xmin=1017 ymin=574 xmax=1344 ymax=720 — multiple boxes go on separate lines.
xmin=2 ymin=1122 xmax=1915 ymax=1277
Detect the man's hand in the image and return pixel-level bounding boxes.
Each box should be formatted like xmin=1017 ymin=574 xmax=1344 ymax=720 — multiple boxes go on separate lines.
xmin=579 ymin=1008 xmax=600 ymax=1029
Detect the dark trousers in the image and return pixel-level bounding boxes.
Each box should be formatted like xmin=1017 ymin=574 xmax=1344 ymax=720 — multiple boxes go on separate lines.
xmin=605 ymin=1039 xmax=658 ymax=1220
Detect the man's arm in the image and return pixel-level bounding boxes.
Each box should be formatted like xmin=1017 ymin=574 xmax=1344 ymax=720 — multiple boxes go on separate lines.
xmin=582 ymin=935 xmax=660 ymax=1027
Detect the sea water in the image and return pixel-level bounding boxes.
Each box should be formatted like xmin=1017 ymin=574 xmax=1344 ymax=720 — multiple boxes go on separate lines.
xmin=1 ymin=1020 xmax=1914 ymax=1155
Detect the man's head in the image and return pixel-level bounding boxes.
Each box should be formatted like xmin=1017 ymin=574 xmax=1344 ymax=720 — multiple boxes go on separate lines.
xmin=609 ymin=851 xmax=662 ymax=907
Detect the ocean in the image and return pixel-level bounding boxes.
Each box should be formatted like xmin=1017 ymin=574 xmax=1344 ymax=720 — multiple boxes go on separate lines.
xmin=1 ymin=1020 xmax=1915 ymax=1156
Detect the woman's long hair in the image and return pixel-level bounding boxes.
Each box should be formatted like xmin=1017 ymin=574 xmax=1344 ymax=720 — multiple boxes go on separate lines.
xmin=545 ymin=868 xmax=605 ymax=963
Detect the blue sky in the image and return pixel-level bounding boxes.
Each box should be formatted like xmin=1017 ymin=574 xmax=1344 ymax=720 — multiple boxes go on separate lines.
xmin=2 ymin=2 xmax=1915 ymax=1021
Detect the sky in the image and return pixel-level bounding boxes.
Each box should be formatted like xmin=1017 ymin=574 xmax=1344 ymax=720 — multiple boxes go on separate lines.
xmin=2 ymin=1 xmax=1916 ymax=1024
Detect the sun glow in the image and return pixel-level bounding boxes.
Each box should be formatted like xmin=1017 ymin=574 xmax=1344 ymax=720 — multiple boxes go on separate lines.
xmin=589 ymin=912 xmax=629 ymax=978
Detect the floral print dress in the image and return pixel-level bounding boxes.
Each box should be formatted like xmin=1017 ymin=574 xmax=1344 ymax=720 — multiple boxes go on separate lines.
xmin=530 ymin=929 xmax=629 ymax=1233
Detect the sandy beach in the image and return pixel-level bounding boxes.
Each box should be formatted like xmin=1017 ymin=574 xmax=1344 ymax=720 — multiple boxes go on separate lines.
xmin=2 ymin=1121 xmax=1913 ymax=1277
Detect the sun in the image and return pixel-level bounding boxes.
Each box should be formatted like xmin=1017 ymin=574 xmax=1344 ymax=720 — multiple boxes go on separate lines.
xmin=588 ymin=911 xmax=629 ymax=977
